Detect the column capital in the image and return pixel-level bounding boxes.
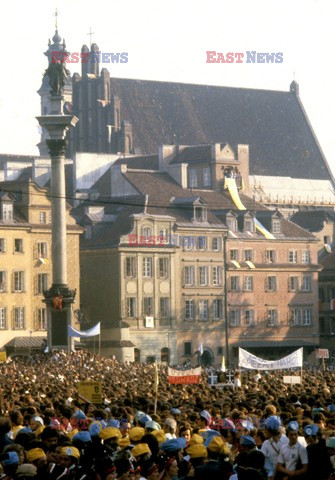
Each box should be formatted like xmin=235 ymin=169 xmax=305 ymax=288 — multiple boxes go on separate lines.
xmin=46 ymin=138 xmax=67 ymax=157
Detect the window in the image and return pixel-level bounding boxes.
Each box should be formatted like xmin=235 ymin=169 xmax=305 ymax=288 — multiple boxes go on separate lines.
xmin=244 ymin=276 xmax=253 ymax=292
xmin=289 ymin=250 xmax=297 ymax=263
xmin=217 ymin=346 xmax=224 ymax=355
xmin=301 ymin=250 xmax=311 ymax=264
xmin=244 ymin=220 xmax=254 ymax=232
xmin=159 ymin=229 xmax=168 ymax=244
xmin=266 ymin=250 xmax=276 ymax=263
xmin=272 ymin=219 xmax=281 ymax=234
xmin=37 ymin=274 xmax=48 ymax=294
xmin=245 ymin=309 xmax=255 ymax=326
xmin=230 ymin=310 xmax=240 ymax=327
xmin=160 ymin=298 xmax=170 ymax=318
xmin=230 ymin=249 xmax=238 ymax=261
xmin=203 ymin=167 xmax=211 ymax=187
xmin=288 ymin=276 xmax=299 ymax=292
xmin=14 ymin=239 xmax=23 ymax=253
xmin=199 ymin=266 xmax=208 ymax=286
xmin=268 ymin=309 xmax=278 ymax=326
xmin=194 ymin=206 xmax=207 ymax=222
xmin=14 ymin=271 xmax=24 ymax=292
xmin=212 ymin=237 xmax=221 ymax=251
xmin=0 ymin=271 xmax=6 ymax=292
xmin=302 ymin=308 xmax=312 ymax=326
xmin=213 ymin=299 xmax=223 ymax=320
xmin=328 ymin=287 xmax=335 ymax=302
xmin=319 ymin=287 xmax=325 ymax=301
xmin=0 ymin=239 xmax=6 ymax=253
xmin=230 ymin=276 xmax=240 ymax=291
xmin=197 ymin=236 xmax=207 ymax=250
xmin=2 ymin=203 xmax=13 ymax=221
xmin=227 ymin=217 xmax=237 ymax=232
xmin=184 ymin=342 xmax=192 ymax=355
xmin=184 ymin=266 xmax=195 ymax=286
xmin=189 ymin=168 xmax=197 ymax=188
xmin=142 ymin=227 xmax=152 ymax=241
xmin=244 ymin=250 xmax=253 ymax=261
xmin=126 ymin=298 xmax=136 ymax=317
xmin=0 ymin=308 xmax=6 ymax=329
xmin=143 ymin=298 xmax=153 ymax=316
xmin=37 ymin=242 xmax=48 ymax=259
xmin=143 ymin=257 xmax=153 ymax=277
xmin=125 ymin=257 xmax=136 ymax=277
xmin=36 ymin=308 xmax=47 ymax=330
xmin=199 ymin=300 xmax=209 ymax=321
xmin=158 ymin=258 xmax=169 ymax=278
xmin=302 ymin=275 xmax=311 ymax=292
xmin=13 ymin=307 xmax=25 ymax=329
xmin=267 ymin=276 xmax=277 ymax=292
xmin=212 ymin=266 xmax=222 ymax=286
xmin=39 ymin=212 xmax=47 ymax=224
xmin=185 ymin=300 xmax=194 ymax=320
xmin=290 ymin=308 xmax=301 ymax=326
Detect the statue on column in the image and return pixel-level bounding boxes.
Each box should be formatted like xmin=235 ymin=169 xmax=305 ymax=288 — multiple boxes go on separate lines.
xmin=44 ymin=60 xmax=69 ymax=96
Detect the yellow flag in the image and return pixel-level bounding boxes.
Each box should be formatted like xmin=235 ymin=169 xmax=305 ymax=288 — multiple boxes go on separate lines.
xmin=221 ymin=356 xmax=226 ymax=372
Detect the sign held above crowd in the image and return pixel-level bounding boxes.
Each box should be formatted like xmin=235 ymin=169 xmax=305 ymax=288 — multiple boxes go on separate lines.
xmin=238 ymin=348 xmax=303 ymax=370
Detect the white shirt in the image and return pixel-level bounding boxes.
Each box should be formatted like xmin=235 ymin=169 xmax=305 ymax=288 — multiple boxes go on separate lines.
xmin=277 ymin=442 xmax=308 ymax=471
xmin=261 ymin=434 xmax=289 ymax=473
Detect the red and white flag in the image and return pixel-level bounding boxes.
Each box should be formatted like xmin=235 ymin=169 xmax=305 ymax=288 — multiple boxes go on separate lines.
xmin=168 ymin=367 xmax=201 ymax=384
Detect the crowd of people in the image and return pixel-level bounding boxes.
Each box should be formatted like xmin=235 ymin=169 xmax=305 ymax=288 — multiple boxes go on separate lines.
xmin=0 ymin=350 xmax=335 ymax=479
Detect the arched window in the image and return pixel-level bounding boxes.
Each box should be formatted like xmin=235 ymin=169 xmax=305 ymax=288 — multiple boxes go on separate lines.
xmin=161 ymin=347 xmax=170 ymax=363
xmin=142 ymin=227 xmax=152 ymax=240
xmin=134 ymin=348 xmax=141 ymax=362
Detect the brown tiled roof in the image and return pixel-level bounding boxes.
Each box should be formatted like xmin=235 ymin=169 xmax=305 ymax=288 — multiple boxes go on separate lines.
xmin=290 ymin=210 xmax=335 ymax=233
xmin=108 ymin=78 xmax=334 ymax=182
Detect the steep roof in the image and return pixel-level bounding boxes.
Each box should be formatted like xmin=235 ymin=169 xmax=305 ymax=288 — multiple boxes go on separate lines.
xmin=109 ymin=78 xmax=333 ymax=181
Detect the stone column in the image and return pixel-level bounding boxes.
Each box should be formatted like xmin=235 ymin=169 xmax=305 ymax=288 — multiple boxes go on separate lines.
xmin=36 ymin=110 xmax=78 ymax=351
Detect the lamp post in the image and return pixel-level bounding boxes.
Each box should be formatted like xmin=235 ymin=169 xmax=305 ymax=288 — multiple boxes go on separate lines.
xmin=223 ymin=234 xmax=229 ymax=368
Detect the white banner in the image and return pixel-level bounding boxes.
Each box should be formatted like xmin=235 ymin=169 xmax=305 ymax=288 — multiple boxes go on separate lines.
xmin=238 ymin=348 xmax=303 ymax=370
xmin=68 ymin=322 xmax=100 ymax=338
xmin=168 ymin=367 xmax=201 ymax=377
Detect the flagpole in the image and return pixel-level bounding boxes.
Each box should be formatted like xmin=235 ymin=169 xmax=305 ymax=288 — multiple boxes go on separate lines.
xmin=154 ymin=362 xmax=159 ymax=415
xmin=98 ymin=333 xmax=101 ymax=356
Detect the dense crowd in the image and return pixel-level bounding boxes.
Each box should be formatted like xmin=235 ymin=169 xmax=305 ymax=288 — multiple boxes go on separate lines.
xmin=0 ymin=350 xmax=335 ymax=479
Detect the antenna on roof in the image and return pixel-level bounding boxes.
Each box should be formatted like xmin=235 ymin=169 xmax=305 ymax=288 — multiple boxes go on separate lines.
xmin=144 ymin=194 xmax=149 ymax=214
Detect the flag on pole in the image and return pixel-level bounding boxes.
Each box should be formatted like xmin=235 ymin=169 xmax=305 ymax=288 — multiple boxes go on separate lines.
xmin=168 ymin=367 xmax=202 ymax=384
xmin=221 ymin=356 xmax=226 ymax=372
xmin=198 ymin=343 xmax=204 ymax=355
xmin=68 ymin=322 xmax=100 ymax=338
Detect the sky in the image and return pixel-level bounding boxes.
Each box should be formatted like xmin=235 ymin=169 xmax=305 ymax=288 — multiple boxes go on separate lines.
xmin=1 ymin=0 xmax=335 ymax=173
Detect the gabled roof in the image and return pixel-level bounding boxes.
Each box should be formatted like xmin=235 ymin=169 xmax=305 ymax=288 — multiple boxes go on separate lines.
xmin=109 ymin=78 xmax=334 ymax=182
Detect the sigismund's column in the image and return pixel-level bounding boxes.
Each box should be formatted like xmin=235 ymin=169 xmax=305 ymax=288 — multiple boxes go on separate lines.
xmin=36 ymin=62 xmax=78 ymax=351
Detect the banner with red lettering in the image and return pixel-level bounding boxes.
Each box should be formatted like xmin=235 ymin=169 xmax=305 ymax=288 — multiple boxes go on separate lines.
xmin=168 ymin=367 xmax=202 ymax=384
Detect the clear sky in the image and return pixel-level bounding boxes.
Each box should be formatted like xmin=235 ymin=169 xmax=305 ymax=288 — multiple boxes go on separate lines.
xmin=1 ymin=0 xmax=335 ymax=173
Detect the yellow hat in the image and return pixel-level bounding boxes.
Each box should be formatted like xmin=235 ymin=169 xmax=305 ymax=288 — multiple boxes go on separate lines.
xmin=151 ymin=429 xmax=166 ymax=444
xmin=118 ymin=436 xmax=131 ymax=448
xmin=67 ymin=429 xmax=79 ymax=440
xmin=26 ymin=448 xmax=47 ymax=463
xmin=208 ymin=436 xmax=224 ymax=452
xmin=129 ymin=427 xmax=145 ymax=442
xmin=131 ymin=443 xmax=151 ymax=457
xmin=99 ymin=427 xmax=121 ymax=441
xmin=189 ymin=434 xmax=204 ymax=446
xmin=186 ymin=445 xmax=208 ymax=459
xmin=60 ymin=446 xmax=80 ymax=460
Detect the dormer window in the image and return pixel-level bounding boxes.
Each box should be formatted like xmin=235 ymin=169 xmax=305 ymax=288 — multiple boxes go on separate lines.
xmin=2 ymin=204 xmax=13 ymax=221
xmin=142 ymin=226 xmax=152 ymax=240
xmin=244 ymin=219 xmax=254 ymax=233
xmin=194 ymin=206 xmax=207 ymax=223
xmin=226 ymin=214 xmax=238 ymax=232
xmin=272 ymin=219 xmax=281 ymax=234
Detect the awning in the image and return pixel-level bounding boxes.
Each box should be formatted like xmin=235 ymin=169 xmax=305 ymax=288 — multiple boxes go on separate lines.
xmin=5 ymin=336 xmax=46 ymax=349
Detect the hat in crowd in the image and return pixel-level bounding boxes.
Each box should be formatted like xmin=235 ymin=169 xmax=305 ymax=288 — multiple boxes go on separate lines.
xmin=108 ymin=419 xmax=120 ymax=428
xmin=151 ymin=429 xmax=166 ymax=444
xmin=287 ymin=421 xmax=299 ymax=432
xmin=89 ymin=421 xmax=102 ymax=437
xmin=99 ymin=427 xmax=121 ymax=441
xmin=265 ymin=416 xmax=280 ymax=431
xmin=203 ymin=429 xmax=220 ymax=446
xmin=118 ymin=436 xmax=131 ymax=448
xmin=240 ymin=420 xmax=254 ymax=431
xmin=171 ymin=408 xmax=181 ymax=415
xmin=240 ymin=435 xmax=256 ymax=447
xmin=186 ymin=445 xmax=208 ymax=459
xmin=189 ymin=434 xmax=204 ymax=446
xmin=26 ymin=448 xmax=47 ymax=463
xmin=131 ymin=443 xmax=151 ymax=457
xmin=327 ymin=405 xmax=335 ymax=412
xmin=145 ymin=420 xmax=161 ymax=431
xmin=139 ymin=414 xmax=152 ymax=426
xmin=2 ymin=451 xmax=19 ymax=466
xmin=164 ymin=418 xmax=177 ymax=431
xmin=60 ymin=446 xmax=80 ymax=460
xmin=72 ymin=431 xmax=92 ymax=444
xmin=222 ymin=419 xmax=235 ymax=430
xmin=31 ymin=415 xmax=44 ymax=426
xmin=19 ymin=427 xmax=33 ymax=434
xmin=134 ymin=411 xmax=145 ymax=423
xmin=326 ymin=437 xmax=335 ymax=448
xmin=199 ymin=410 xmax=211 ymax=425
xmin=73 ymin=409 xmax=87 ymax=420
xmin=129 ymin=427 xmax=145 ymax=442
xmin=313 ymin=407 xmax=324 ymax=414
xmin=160 ymin=437 xmax=186 ymax=453
xmin=207 ymin=436 xmax=224 ymax=452
xmin=304 ymin=424 xmax=319 ymax=437
xmin=16 ymin=464 xmax=37 ymax=478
